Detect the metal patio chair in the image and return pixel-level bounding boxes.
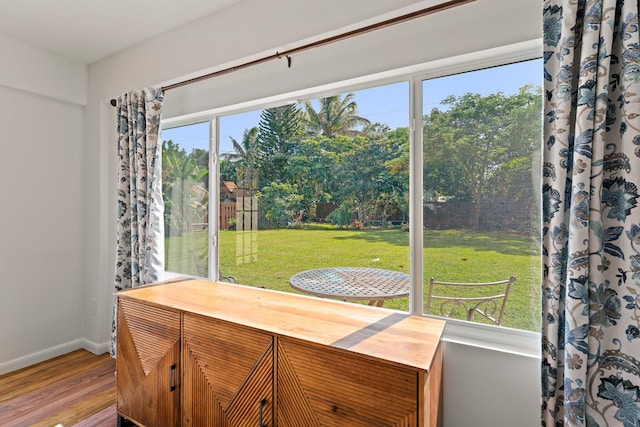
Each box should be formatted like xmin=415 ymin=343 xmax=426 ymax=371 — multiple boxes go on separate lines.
xmin=190 ymin=250 xmax=237 ymax=283
xmin=426 ymin=276 xmax=516 ymax=326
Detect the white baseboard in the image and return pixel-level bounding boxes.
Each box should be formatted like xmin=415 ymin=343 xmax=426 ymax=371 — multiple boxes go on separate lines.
xmin=0 ymin=338 xmax=110 ymax=375
xmin=79 ymin=338 xmax=110 ymax=356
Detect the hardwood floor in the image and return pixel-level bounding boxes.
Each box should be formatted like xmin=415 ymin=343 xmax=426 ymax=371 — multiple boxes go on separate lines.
xmin=0 ymin=349 xmax=117 ymax=427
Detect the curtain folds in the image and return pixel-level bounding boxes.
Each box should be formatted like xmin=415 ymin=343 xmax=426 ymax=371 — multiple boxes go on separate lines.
xmin=110 ymin=87 xmax=165 ymax=356
xmin=542 ymin=1 xmax=640 ymax=425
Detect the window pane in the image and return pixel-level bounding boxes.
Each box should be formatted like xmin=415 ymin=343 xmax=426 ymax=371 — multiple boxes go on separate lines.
xmin=422 ymin=60 xmax=542 ymax=331
xmin=161 ymin=122 xmax=210 ymax=277
xmin=218 ymin=83 xmax=411 ymax=311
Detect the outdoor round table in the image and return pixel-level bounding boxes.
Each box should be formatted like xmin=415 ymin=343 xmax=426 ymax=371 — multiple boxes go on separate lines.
xmin=289 ymin=267 xmax=410 ymax=307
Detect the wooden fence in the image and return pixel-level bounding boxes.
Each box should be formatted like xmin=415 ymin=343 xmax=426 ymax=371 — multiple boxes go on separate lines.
xmin=220 ymin=202 xmax=235 ymax=230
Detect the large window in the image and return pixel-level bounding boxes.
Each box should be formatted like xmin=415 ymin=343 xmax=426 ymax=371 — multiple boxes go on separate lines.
xmin=161 ymin=122 xmax=210 ymax=277
xmin=160 ymin=57 xmax=542 ymax=331
xmin=217 ymin=84 xmax=410 ymax=310
xmin=422 ymin=60 xmax=542 ymax=330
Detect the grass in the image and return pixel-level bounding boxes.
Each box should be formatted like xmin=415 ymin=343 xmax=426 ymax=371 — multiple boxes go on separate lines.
xmin=166 ymin=224 xmax=541 ymax=331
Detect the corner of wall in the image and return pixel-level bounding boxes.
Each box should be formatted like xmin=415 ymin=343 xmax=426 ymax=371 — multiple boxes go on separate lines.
xmin=0 ymin=32 xmax=87 ymax=105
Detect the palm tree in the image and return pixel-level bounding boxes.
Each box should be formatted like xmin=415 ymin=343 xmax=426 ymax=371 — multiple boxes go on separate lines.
xmin=162 ymin=144 xmax=209 ymax=235
xmin=222 ymin=126 xmax=261 ymax=191
xmin=303 ymin=94 xmax=370 ymax=138
xmin=222 ymin=126 xmax=261 ymax=169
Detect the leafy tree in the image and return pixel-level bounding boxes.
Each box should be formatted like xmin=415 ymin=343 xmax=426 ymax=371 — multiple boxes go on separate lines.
xmin=325 ymin=201 xmax=353 ymax=229
xmin=303 ymin=94 xmax=371 ymax=137
xmin=493 ymin=85 xmax=542 ymax=203
xmin=314 ymin=134 xmax=357 ymax=156
xmin=384 ymin=127 xmax=411 ymax=220
xmin=219 ymin=158 xmax=236 ymax=184
xmin=190 ymin=148 xmax=209 ymax=183
xmin=423 ymin=86 xmax=542 ymax=229
xmin=332 ymin=131 xmax=407 ymax=224
xmin=423 ymin=108 xmax=473 ymax=202
xmin=162 ymin=140 xmax=187 ymax=184
xmin=285 ymin=137 xmax=336 ymax=219
xmin=257 ymin=183 xmax=304 ymax=226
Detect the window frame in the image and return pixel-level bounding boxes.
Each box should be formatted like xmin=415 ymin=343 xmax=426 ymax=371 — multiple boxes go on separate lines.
xmin=160 ymin=39 xmax=543 ymax=357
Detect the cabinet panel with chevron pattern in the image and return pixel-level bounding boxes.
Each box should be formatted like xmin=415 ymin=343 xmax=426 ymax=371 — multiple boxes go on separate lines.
xmin=278 ymin=337 xmax=418 ymax=426
xmin=182 ymin=313 xmax=274 ymax=426
xmin=116 ymin=298 xmax=181 ymax=426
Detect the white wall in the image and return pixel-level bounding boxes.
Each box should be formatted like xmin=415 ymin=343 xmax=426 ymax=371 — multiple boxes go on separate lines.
xmin=0 ymin=34 xmax=87 ymax=372
xmin=83 ymin=0 xmax=542 ymax=425
xmin=443 ymin=341 xmax=540 ymax=427
xmin=0 ymin=33 xmax=87 ymax=105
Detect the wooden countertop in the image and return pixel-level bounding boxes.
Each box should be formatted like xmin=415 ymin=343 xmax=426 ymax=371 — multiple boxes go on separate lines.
xmin=118 ymin=277 xmax=445 ymax=372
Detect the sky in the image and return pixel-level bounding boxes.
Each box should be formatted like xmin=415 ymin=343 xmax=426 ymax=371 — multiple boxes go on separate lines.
xmin=161 ymin=58 xmax=542 ymax=155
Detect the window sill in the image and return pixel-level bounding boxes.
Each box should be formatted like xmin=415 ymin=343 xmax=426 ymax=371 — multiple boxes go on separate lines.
xmin=438 ymin=317 xmax=540 ymax=359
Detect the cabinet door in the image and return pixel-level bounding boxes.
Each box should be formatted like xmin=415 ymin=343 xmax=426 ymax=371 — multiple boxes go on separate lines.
xmin=116 ymin=298 xmax=181 ymax=427
xmin=182 ymin=313 xmax=274 ymax=427
xmin=277 ymin=337 xmax=418 ymax=427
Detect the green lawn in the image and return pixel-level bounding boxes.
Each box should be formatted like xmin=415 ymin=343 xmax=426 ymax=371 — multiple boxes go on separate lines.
xmin=166 ymin=225 xmax=541 ymax=331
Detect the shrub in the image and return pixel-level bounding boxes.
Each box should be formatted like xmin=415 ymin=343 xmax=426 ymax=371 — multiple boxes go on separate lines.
xmin=350 ymin=219 xmax=364 ymax=230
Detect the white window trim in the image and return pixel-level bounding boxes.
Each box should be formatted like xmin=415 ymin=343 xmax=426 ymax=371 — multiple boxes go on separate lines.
xmin=409 ymin=75 xmax=424 ymax=315
xmin=160 ymin=38 xmax=544 ymax=358
xmin=209 ymin=116 xmax=219 ymax=281
xmin=444 ymin=319 xmax=541 ymax=359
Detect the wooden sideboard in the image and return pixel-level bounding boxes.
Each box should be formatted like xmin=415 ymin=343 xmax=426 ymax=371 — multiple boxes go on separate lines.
xmin=116 ymin=277 xmax=445 ymax=427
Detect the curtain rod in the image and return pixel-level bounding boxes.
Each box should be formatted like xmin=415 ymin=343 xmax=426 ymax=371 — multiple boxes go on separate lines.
xmin=110 ymin=0 xmax=474 ymax=106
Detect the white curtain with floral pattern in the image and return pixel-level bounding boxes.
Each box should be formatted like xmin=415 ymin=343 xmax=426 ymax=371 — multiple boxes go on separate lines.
xmin=110 ymin=87 xmax=165 ymax=356
xmin=542 ymin=1 xmax=640 ymax=425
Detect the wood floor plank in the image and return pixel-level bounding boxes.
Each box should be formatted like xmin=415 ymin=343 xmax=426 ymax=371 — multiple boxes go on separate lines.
xmin=0 ymin=352 xmax=115 ymax=425
xmin=0 ymin=350 xmax=90 ymax=399
xmin=0 ymin=350 xmax=112 ymax=402
xmin=71 ymin=403 xmax=117 ymax=427
xmin=31 ymin=387 xmax=116 ymax=427
xmin=0 ymin=349 xmax=90 ymax=384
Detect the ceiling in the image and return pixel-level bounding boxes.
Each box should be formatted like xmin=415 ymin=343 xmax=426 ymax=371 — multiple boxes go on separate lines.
xmin=0 ymin=0 xmax=241 ymax=63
